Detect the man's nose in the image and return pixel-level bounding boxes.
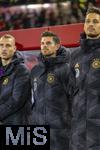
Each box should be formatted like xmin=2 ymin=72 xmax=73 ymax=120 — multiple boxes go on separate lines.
xmin=43 ymin=46 xmax=48 ymax=50
xmin=88 ymin=21 xmax=95 ymax=25
xmin=2 ymin=46 xmax=7 ymax=51
xmin=43 ymin=43 xmax=48 ymax=47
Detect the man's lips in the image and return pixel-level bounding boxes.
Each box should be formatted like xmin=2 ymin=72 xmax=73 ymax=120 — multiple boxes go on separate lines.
xmin=42 ymin=49 xmax=49 ymax=52
xmin=87 ymin=27 xmax=95 ymax=32
xmin=1 ymin=52 xmax=7 ymax=55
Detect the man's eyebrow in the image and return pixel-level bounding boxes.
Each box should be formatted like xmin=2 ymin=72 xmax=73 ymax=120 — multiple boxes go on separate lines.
xmin=46 ymin=41 xmax=52 ymax=43
xmin=6 ymin=43 xmax=11 ymax=46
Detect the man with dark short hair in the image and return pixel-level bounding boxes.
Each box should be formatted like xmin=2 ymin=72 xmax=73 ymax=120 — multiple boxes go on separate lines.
xmin=70 ymin=7 xmax=100 ymax=150
xmin=31 ymin=31 xmax=75 ymax=150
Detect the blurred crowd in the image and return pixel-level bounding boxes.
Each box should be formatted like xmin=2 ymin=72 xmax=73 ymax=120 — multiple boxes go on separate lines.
xmin=0 ymin=0 xmax=99 ymax=31
xmin=0 ymin=0 xmax=99 ymax=5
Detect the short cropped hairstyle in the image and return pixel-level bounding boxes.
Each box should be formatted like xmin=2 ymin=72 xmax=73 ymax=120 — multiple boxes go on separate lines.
xmin=0 ymin=34 xmax=16 ymax=44
xmin=86 ymin=7 xmax=100 ymax=16
xmin=41 ymin=31 xmax=60 ymax=44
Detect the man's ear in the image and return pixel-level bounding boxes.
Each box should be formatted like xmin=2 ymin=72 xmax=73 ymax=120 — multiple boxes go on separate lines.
xmin=14 ymin=46 xmax=16 ymax=52
xmin=56 ymin=43 xmax=60 ymax=50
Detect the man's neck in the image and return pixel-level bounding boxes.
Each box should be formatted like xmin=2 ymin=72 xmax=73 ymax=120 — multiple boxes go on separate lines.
xmin=1 ymin=58 xmax=12 ymax=66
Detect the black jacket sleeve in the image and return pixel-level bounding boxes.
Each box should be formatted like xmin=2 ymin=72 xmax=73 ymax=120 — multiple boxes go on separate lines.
xmin=0 ymin=65 xmax=31 ymax=121
xmin=59 ymin=63 xmax=76 ymax=98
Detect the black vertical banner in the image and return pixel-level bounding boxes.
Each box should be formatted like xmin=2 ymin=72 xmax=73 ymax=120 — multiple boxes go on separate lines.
xmin=0 ymin=125 xmax=3 ymax=150
xmin=0 ymin=125 xmax=50 ymax=150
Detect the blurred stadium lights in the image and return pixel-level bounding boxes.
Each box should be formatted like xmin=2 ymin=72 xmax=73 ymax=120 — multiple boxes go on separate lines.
xmin=1 ymin=2 xmax=69 ymax=11
xmin=26 ymin=3 xmax=50 ymax=9
xmin=0 ymin=0 xmax=67 ymax=6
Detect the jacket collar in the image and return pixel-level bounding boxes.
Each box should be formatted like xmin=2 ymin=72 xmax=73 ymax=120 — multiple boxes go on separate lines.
xmin=80 ymin=32 xmax=100 ymax=53
xmin=38 ymin=46 xmax=70 ymax=67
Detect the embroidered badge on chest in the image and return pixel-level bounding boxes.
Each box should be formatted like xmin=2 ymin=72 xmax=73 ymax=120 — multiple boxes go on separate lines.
xmin=47 ymin=73 xmax=55 ymax=84
xmin=3 ymin=78 xmax=9 ymax=85
xmin=74 ymin=63 xmax=80 ymax=78
xmin=91 ymin=58 xmax=100 ymax=69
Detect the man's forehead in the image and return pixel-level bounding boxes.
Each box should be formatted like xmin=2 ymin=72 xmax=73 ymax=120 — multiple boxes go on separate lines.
xmin=41 ymin=36 xmax=53 ymax=41
xmin=86 ymin=13 xmax=100 ymax=20
xmin=0 ymin=38 xmax=14 ymax=43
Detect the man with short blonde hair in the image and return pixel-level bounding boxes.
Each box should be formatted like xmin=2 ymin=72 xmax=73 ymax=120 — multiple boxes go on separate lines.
xmin=0 ymin=34 xmax=31 ymax=125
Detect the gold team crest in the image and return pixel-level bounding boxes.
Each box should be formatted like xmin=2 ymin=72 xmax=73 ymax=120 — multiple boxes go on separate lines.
xmin=3 ymin=78 xmax=9 ymax=85
xmin=47 ymin=73 xmax=55 ymax=83
xmin=75 ymin=63 xmax=80 ymax=68
xmin=92 ymin=58 xmax=100 ymax=69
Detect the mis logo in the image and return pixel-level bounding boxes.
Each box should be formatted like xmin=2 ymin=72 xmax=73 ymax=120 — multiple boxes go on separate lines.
xmin=0 ymin=125 xmax=50 ymax=150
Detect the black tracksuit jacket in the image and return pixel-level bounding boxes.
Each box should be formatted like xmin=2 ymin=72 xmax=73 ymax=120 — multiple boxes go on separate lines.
xmin=70 ymin=33 xmax=100 ymax=150
xmin=31 ymin=46 xmax=75 ymax=150
xmin=0 ymin=51 xmax=31 ymax=125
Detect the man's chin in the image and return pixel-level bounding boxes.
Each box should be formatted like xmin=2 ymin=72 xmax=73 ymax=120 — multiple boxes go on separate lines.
xmin=87 ymin=33 xmax=99 ymax=38
xmin=44 ymin=53 xmax=54 ymax=57
xmin=1 ymin=57 xmax=10 ymax=60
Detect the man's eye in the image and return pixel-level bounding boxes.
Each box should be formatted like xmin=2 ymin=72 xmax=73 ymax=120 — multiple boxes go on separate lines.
xmin=85 ymin=19 xmax=99 ymax=24
xmin=0 ymin=44 xmax=3 ymax=47
xmin=6 ymin=44 xmax=11 ymax=48
xmin=93 ymin=19 xmax=99 ymax=23
xmin=41 ymin=41 xmax=54 ymax=45
xmin=85 ymin=20 xmax=90 ymax=23
xmin=46 ymin=42 xmax=53 ymax=45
